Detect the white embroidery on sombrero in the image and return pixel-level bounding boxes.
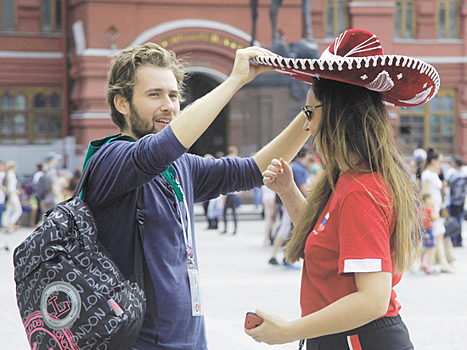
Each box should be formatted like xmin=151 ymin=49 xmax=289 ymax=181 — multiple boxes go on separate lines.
xmin=361 ymin=74 xmax=368 ymax=80
xmin=365 ymin=70 xmax=394 ymax=92
xmin=332 ymin=31 xmax=346 ymax=55
xmin=345 ymin=35 xmax=382 ymax=57
xmin=330 ymin=32 xmax=382 ymax=58
xmin=399 ymin=86 xmax=433 ymax=105
xmin=397 ymin=73 xmax=403 ymax=80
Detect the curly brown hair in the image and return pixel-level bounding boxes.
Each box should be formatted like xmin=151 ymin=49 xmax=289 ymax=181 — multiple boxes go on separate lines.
xmin=106 ymin=43 xmax=187 ymax=130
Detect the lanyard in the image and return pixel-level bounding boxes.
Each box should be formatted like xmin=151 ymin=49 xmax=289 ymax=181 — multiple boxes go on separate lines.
xmin=162 ymin=166 xmax=194 ymax=263
xmin=161 ymin=166 xmax=184 ymax=202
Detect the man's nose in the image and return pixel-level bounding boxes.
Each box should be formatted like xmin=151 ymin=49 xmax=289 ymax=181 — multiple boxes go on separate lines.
xmin=303 ymin=120 xmax=310 ymax=132
xmin=160 ymin=95 xmax=175 ymax=112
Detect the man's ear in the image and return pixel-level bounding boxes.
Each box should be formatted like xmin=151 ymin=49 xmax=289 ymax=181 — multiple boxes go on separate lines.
xmin=114 ymin=94 xmax=130 ymax=116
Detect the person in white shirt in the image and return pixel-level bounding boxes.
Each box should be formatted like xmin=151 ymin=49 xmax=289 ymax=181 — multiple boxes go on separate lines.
xmin=2 ymin=161 xmax=23 ymax=232
xmin=421 ymin=148 xmax=454 ymax=272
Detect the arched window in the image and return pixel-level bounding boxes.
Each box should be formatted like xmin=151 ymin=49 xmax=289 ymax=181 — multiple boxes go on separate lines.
xmin=15 ymin=93 xmax=26 ymax=110
xmin=49 ymin=93 xmax=61 ymax=109
xmin=1 ymin=93 xmax=12 ymax=109
xmin=34 ymin=93 xmax=47 ymax=108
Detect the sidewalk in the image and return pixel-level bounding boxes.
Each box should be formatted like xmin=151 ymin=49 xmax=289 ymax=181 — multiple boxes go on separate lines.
xmin=1 ymin=217 xmax=466 ymax=349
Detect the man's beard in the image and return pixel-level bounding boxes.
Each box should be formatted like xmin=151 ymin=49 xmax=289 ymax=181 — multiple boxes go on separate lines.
xmin=129 ymin=102 xmax=156 ymax=139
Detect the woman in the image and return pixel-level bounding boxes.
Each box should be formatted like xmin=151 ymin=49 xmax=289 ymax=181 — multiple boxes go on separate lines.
xmin=3 ymin=161 xmax=22 ymax=232
xmin=245 ymin=29 xmax=440 ymax=349
xmin=421 ymin=148 xmax=454 ymax=272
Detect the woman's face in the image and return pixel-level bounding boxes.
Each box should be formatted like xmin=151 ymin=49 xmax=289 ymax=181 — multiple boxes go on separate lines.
xmin=433 ymin=154 xmax=443 ymax=172
xmin=303 ymin=87 xmax=323 ymax=137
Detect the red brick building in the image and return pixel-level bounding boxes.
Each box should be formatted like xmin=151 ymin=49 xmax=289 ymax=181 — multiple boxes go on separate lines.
xmin=0 ymin=0 xmax=465 ymax=174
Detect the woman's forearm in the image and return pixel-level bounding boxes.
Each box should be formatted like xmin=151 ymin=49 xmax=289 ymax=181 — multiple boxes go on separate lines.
xmin=279 ymin=184 xmax=306 ymax=224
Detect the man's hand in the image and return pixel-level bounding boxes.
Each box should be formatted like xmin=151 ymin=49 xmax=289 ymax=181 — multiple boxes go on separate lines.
xmin=230 ymin=47 xmax=275 ymax=85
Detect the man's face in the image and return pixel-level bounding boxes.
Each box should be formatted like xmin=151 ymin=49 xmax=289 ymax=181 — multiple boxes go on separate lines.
xmin=127 ymin=66 xmax=181 ymax=138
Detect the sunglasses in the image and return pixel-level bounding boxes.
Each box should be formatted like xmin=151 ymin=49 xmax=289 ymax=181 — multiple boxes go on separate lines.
xmin=301 ymin=104 xmax=323 ymax=121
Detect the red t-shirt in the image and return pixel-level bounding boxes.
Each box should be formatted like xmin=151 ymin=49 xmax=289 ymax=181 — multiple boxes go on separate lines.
xmin=423 ymin=207 xmax=433 ymax=229
xmin=301 ymin=170 xmax=401 ymax=318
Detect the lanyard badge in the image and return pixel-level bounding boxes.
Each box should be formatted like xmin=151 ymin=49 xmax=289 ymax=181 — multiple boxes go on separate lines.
xmin=162 ymin=165 xmax=203 ymax=316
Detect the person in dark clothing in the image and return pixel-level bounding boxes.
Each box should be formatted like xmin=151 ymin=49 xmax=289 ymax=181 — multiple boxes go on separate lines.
xmin=222 ymin=146 xmax=240 ymax=234
xmin=446 ymin=156 xmax=467 ymax=247
xmin=84 ymin=43 xmax=311 ymax=350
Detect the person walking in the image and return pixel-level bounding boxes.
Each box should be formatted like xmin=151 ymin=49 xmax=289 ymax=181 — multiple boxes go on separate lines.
xmin=83 ymin=43 xmax=311 ymax=350
xmin=421 ymin=148 xmax=455 ymax=272
xmin=222 ymin=146 xmax=241 ymax=234
xmin=268 ymin=145 xmax=313 ymax=266
xmin=445 ymin=155 xmax=467 ymax=247
xmin=0 ymin=160 xmax=6 ymax=229
xmin=2 ymin=161 xmax=22 ymax=233
xmin=245 ymin=29 xmax=440 ymax=349
xmin=261 ymin=185 xmax=281 ymax=245
xmin=41 ymin=153 xmax=62 ymax=212
xmin=420 ymin=193 xmax=438 ymax=274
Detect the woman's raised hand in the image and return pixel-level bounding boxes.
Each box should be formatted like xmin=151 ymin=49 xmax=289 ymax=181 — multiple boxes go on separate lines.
xmin=262 ymin=158 xmax=294 ymax=195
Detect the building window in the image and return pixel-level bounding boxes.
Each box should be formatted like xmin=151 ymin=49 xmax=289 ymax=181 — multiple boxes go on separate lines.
xmin=399 ymin=90 xmax=456 ymax=156
xmin=0 ymin=89 xmax=62 ymax=144
xmin=325 ymin=0 xmax=348 ymax=38
xmin=0 ymin=0 xmax=15 ymax=32
xmin=438 ymin=0 xmax=458 ymax=38
xmin=395 ymin=0 xmax=415 ymax=39
xmin=42 ymin=0 xmax=61 ymax=33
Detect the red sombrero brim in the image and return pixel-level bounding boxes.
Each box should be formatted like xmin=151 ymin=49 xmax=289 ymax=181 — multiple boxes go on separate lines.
xmin=251 ymin=55 xmax=440 ymax=107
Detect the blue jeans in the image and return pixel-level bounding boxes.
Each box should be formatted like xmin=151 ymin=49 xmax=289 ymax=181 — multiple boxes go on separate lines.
xmin=0 ymin=203 xmax=5 ymax=227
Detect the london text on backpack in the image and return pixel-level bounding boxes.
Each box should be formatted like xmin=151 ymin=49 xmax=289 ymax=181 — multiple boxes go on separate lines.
xmin=13 ymin=135 xmax=158 ymax=350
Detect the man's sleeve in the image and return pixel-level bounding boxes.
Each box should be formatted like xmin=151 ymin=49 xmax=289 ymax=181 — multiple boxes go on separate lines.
xmin=189 ymin=155 xmax=263 ymax=203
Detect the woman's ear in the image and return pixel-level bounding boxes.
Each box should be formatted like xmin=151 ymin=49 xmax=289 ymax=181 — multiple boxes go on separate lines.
xmin=114 ymin=94 xmax=130 ymax=116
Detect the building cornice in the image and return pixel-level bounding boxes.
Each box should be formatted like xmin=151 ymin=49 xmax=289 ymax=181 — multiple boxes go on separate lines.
xmin=0 ymin=51 xmax=63 ymax=59
xmin=72 ymin=19 xmax=261 ymax=57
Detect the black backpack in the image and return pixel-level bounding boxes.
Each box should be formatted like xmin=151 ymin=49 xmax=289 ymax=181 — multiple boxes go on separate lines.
xmin=33 ymin=170 xmax=49 ymax=201
xmin=13 ymin=138 xmax=158 ymax=350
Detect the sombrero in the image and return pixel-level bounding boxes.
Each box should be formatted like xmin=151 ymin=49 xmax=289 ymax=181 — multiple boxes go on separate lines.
xmin=251 ymin=29 xmax=440 ymax=107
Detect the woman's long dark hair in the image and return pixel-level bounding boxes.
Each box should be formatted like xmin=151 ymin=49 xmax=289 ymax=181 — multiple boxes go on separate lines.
xmin=285 ymin=78 xmax=421 ymax=273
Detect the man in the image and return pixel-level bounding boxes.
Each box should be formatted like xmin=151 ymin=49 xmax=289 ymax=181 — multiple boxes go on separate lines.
xmin=445 ymin=156 xmax=467 ymax=247
xmin=84 ymin=43 xmax=310 ymax=349
xmin=268 ymin=145 xmax=313 ymax=266
xmin=222 ymin=145 xmax=240 ymax=234
xmin=0 ymin=160 xmax=5 ymax=229
xmin=40 ymin=153 xmax=62 ymax=212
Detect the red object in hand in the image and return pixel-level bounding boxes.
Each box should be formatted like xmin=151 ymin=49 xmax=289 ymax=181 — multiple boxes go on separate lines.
xmin=245 ymin=312 xmax=264 ymax=329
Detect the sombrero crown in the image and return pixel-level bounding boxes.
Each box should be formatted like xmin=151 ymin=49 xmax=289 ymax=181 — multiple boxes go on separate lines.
xmin=251 ymin=29 xmax=440 ymax=107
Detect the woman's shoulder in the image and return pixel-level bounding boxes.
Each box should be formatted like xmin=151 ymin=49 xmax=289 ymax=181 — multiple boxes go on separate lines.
xmin=337 ymin=171 xmax=389 ymax=199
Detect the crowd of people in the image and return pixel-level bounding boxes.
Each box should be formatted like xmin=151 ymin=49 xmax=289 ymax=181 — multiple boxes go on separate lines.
xmin=0 ymin=153 xmax=81 ymax=235
xmin=410 ymin=145 xmax=464 ymax=275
